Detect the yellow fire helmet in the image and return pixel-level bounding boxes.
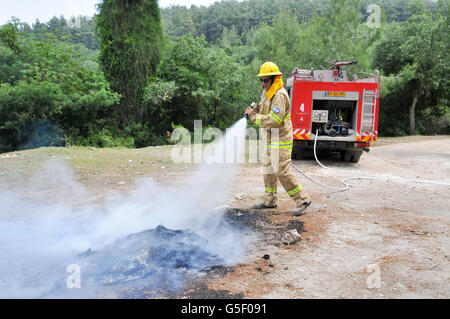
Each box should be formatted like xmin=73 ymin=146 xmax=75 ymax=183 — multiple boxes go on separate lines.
xmin=257 ymin=61 xmax=282 ymax=77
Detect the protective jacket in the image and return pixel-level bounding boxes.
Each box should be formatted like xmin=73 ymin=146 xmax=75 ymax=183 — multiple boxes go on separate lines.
xmin=250 ymin=85 xmax=311 ymax=207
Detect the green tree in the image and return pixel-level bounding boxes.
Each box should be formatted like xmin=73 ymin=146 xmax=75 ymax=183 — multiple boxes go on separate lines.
xmin=161 ymin=6 xmax=196 ymax=38
xmin=160 ymin=0 xmax=329 ymax=44
xmin=160 ymin=0 xmax=441 ymax=45
xmin=0 ymin=24 xmax=120 ymax=152
xmin=0 ymin=23 xmax=20 ymax=53
xmin=372 ymin=0 xmax=449 ymax=135
xmin=143 ymin=35 xmax=246 ymax=134
xmin=96 ymin=0 xmax=164 ymax=126
xmin=250 ymin=0 xmax=375 ymax=77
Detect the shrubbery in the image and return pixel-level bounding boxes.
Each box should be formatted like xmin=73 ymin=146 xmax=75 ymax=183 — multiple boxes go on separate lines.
xmin=0 ymin=0 xmax=448 ymax=153
xmin=0 ymin=25 xmax=120 ymax=152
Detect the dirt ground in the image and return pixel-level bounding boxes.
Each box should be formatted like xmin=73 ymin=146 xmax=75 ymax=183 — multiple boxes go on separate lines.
xmin=0 ymin=136 xmax=449 ymax=298
xmin=208 ymin=136 xmax=450 ymax=298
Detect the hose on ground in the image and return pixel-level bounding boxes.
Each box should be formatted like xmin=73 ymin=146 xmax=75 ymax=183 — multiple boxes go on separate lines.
xmin=291 ymin=129 xmax=370 ymax=192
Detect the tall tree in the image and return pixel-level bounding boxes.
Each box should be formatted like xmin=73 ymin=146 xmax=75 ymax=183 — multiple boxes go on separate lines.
xmin=143 ymin=35 xmax=245 ymax=133
xmin=250 ymin=0 xmax=375 ymax=76
xmin=96 ymin=0 xmax=163 ymax=126
xmin=372 ymin=0 xmax=449 ymax=135
xmin=0 ymin=24 xmax=119 ymax=152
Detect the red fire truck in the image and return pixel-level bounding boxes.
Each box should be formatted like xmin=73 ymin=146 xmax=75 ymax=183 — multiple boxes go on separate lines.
xmin=285 ymin=61 xmax=380 ymax=163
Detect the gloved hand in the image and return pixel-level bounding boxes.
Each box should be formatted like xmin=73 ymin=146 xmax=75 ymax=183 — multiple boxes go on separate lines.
xmin=245 ymin=107 xmax=255 ymax=118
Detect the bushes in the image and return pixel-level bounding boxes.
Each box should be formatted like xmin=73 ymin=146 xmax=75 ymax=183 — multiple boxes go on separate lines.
xmin=66 ymin=126 xmax=134 ymax=148
xmin=372 ymin=1 xmax=449 ymax=136
xmin=0 ymin=24 xmax=120 ymax=152
xmin=143 ymin=35 xmax=248 ymax=134
xmin=1 ymin=1 xmax=448 ymax=153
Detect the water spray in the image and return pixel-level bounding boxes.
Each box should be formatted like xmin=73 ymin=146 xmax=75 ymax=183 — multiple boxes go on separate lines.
xmin=0 ymin=117 xmax=253 ymax=298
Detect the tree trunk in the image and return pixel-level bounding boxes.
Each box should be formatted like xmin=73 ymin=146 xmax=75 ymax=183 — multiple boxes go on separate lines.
xmin=213 ymin=100 xmax=217 ymax=123
xmin=409 ymin=91 xmax=418 ymax=136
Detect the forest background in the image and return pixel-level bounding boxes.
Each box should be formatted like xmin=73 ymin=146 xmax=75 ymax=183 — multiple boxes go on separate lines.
xmin=0 ymin=0 xmax=448 ymax=152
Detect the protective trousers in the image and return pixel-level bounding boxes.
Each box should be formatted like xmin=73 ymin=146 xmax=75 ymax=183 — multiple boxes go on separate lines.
xmin=262 ymin=146 xmax=311 ymax=208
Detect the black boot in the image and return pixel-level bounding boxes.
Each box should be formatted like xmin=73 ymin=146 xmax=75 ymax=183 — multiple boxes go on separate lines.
xmin=292 ymin=201 xmax=311 ymax=216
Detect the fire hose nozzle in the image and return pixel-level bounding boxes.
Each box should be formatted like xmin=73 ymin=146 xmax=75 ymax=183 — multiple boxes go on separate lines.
xmin=244 ymin=102 xmax=257 ymax=120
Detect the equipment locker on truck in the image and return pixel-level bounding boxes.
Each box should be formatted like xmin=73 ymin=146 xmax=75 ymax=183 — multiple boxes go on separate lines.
xmin=285 ymin=61 xmax=380 ymax=163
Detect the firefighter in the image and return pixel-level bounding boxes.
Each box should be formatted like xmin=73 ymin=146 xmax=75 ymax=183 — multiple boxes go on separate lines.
xmin=245 ymin=61 xmax=312 ymax=216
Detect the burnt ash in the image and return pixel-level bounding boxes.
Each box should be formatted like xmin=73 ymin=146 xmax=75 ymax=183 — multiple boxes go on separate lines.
xmin=46 ymin=225 xmax=226 ymax=298
xmin=48 ymin=208 xmax=305 ymax=298
xmin=222 ymin=207 xmax=305 ymax=245
xmin=222 ymin=207 xmax=272 ymax=231
xmin=80 ymin=225 xmax=222 ymax=288
xmin=182 ymin=282 xmax=244 ymax=299
xmin=175 ymin=208 xmax=307 ymax=299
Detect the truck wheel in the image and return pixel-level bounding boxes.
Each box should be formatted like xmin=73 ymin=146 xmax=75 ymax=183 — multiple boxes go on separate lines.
xmin=351 ymin=152 xmax=362 ymax=163
xmin=292 ymin=148 xmax=304 ymax=160
xmin=341 ymin=151 xmax=352 ymax=162
xmin=341 ymin=150 xmax=362 ymax=163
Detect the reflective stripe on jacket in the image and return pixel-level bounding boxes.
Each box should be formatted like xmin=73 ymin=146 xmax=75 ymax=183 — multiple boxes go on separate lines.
xmin=250 ymin=87 xmax=293 ymax=149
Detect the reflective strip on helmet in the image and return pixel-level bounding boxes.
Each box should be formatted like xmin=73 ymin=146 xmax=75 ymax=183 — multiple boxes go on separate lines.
xmin=267 ymin=141 xmax=293 ymax=149
xmin=287 ymin=185 xmax=303 ymax=196
xmin=270 ymin=111 xmax=282 ymax=124
xmin=265 ymin=187 xmax=278 ymax=193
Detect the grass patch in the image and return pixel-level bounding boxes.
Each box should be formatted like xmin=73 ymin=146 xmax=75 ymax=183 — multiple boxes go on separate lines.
xmin=0 ymin=145 xmax=179 ymax=193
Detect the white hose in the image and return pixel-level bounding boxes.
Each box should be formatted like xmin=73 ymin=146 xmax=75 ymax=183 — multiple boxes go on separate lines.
xmin=292 ymin=130 xmax=450 ymax=189
xmin=291 ymin=129 xmax=370 ymax=192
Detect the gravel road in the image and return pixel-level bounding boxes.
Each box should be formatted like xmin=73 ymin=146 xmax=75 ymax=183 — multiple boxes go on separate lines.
xmin=210 ymin=137 xmax=450 ymax=298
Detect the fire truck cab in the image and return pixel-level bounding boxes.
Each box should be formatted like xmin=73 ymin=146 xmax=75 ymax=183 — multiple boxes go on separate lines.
xmin=285 ymin=61 xmax=380 ymax=163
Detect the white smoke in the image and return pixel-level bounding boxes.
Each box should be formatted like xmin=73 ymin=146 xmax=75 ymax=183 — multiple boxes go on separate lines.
xmin=0 ymin=118 xmax=254 ymax=298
